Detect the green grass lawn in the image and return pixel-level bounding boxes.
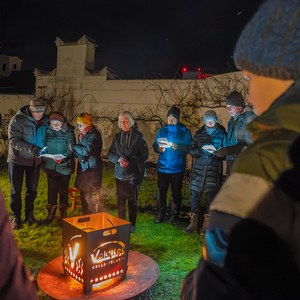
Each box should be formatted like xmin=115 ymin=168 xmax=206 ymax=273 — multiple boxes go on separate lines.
xmin=0 ymin=158 xmax=204 ymax=299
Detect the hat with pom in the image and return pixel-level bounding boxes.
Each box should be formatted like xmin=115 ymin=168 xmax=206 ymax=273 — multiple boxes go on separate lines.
xmin=77 ymin=113 xmax=93 ymax=126
xmin=234 ymin=0 xmax=300 ymax=80
xmin=50 ymin=111 xmax=64 ymax=123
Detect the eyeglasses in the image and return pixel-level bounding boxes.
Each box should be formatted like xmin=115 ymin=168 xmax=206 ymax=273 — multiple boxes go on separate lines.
xmin=77 ymin=123 xmax=84 ymax=128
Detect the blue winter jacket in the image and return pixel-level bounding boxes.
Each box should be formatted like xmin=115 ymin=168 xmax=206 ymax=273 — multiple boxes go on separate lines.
xmin=153 ymin=123 xmax=192 ymax=173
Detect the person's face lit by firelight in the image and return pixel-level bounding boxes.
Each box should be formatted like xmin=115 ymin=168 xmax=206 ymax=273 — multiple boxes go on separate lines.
xmin=51 ymin=121 xmax=63 ymax=132
xmin=120 ymin=115 xmax=132 ymax=131
xmin=77 ymin=123 xmax=88 ymax=133
xmin=226 ymin=105 xmax=243 ymax=117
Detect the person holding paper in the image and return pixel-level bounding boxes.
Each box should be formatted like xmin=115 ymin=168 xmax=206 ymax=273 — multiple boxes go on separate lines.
xmin=42 ymin=112 xmax=75 ymax=225
xmin=183 ymin=110 xmax=226 ymax=235
xmin=7 ymin=98 xmax=49 ymax=229
xmin=108 ymin=111 xmax=148 ymax=233
xmin=153 ymin=106 xmax=192 ymax=225
xmin=73 ymin=113 xmax=103 ymax=215
xmin=214 ymin=91 xmax=256 ymax=176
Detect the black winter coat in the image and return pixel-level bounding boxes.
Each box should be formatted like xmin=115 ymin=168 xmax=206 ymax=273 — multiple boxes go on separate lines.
xmin=189 ymin=124 xmax=227 ymax=194
xmin=108 ymin=123 xmax=149 ymax=184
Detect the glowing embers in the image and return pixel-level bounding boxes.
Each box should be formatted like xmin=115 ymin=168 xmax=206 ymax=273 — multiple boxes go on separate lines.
xmin=89 ymin=269 xmax=124 ymax=284
xmin=62 ymin=212 xmax=131 ymax=293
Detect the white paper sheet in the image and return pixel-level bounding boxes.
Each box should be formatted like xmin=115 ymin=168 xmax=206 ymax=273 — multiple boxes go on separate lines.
xmin=157 ymin=138 xmax=173 ymax=148
xmin=39 ymin=154 xmax=66 ymax=159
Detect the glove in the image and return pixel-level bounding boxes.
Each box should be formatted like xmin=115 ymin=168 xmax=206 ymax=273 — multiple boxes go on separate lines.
xmin=214 ymin=147 xmax=227 ymax=157
xmin=32 ymin=145 xmax=42 ymax=157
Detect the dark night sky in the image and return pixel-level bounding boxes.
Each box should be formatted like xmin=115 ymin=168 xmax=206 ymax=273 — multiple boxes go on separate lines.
xmin=0 ymin=0 xmax=264 ymax=79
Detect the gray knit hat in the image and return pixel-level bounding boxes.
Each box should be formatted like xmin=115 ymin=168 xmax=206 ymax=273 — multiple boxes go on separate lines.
xmin=226 ymin=91 xmax=244 ymax=107
xmin=29 ymin=98 xmax=46 ymax=113
xmin=234 ymin=0 xmax=300 ymax=80
xmin=203 ymin=110 xmax=218 ymax=123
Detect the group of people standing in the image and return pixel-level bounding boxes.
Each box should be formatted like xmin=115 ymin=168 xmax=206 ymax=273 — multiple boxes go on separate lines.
xmin=7 ymin=92 xmax=254 ymax=235
xmin=153 ymin=94 xmax=256 ymax=236
xmin=7 ymin=101 xmax=148 ymax=233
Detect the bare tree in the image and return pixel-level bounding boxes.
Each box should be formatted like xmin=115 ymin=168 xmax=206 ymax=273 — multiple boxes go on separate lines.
xmin=34 ymin=76 xmax=80 ymax=121
xmin=136 ymin=73 xmax=250 ymax=129
xmin=0 ymin=109 xmax=17 ymax=156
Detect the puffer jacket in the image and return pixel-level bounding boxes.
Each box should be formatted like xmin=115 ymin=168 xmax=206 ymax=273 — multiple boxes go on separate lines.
xmin=108 ymin=123 xmax=149 ymax=184
xmin=226 ymin=108 xmax=257 ymax=161
xmin=73 ymin=126 xmax=102 ymax=172
xmin=189 ymin=124 xmax=227 ymax=193
xmin=7 ymin=105 xmax=49 ymax=166
xmin=153 ymin=123 xmax=192 ymax=173
xmin=42 ymin=123 xmax=76 ymax=176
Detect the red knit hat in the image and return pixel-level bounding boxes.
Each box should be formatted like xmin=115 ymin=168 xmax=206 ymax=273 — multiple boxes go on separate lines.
xmin=50 ymin=112 xmax=65 ymax=123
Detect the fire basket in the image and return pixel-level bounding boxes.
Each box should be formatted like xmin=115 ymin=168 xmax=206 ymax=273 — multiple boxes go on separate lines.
xmin=62 ymin=212 xmax=131 ymax=293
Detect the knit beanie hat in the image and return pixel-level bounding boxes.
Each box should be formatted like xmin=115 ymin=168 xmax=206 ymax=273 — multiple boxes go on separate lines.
xmin=234 ymin=0 xmax=300 ymax=80
xmin=203 ymin=110 xmax=218 ymax=123
xmin=29 ymin=99 xmax=46 ymax=113
xmin=226 ymin=91 xmax=244 ymax=107
xmin=167 ymin=106 xmax=181 ymax=120
xmin=77 ymin=113 xmax=93 ymax=126
xmin=50 ymin=111 xmax=64 ymax=123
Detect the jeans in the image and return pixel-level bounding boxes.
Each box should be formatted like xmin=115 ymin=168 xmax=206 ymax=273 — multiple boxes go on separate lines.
xmin=116 ymin=179 xmax=138 ymax=226
xmin=8 ymin=163 xmax=40 ymax=220
xmin=157 ymin=171 xmax=184 ymax=219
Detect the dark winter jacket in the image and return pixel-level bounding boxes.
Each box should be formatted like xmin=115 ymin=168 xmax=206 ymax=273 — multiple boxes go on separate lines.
xmin=225 ymin=109 xmax=257 ymax=161
xmin=189 ymin=124 xmax=227 ymax=193
xmin=42 ymin=123 xmax=76 ymax=176
xmin=7 ymin=105 xmax=49 ymax=166
xmin=73 ymin=126 xmax=103 ymax=191
xmin=73 ymin=126 xmax=103 ymax=172
xmin=108 ymin=123 xmax=149 ymax=184
xmin=0 ymin=187 xmax=38 ymax=300
xmin=153 ymin=123 xmax=192 ymax=173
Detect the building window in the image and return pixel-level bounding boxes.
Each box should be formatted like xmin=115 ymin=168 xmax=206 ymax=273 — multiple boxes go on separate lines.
xmin=2 ymin=63 xmax=6 ymax=71
xmin=13 ymin=64 xmax=17 ymax=69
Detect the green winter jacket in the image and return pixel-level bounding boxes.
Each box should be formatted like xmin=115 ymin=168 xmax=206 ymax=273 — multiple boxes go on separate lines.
xmin=42 ymin=123 xmax=76 ymax=176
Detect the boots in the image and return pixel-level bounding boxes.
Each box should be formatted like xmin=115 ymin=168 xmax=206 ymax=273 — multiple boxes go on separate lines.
xmin=58 ymin=204 xmax=68 ymax=227
xmin=182 ymin=213 xmax=198 ymax=234
xmin=201 ymin=213 xmax=210 ymax=236
xmin=43 ymin=204 xmax=57 ymax=225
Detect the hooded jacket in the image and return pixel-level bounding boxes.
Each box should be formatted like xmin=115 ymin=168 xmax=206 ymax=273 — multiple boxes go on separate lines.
xmin=42 ymin=123 xmax=76 ymax=176
xmin=153 ymin=123 xmax=192 ymax=173
xmin=7 ymin=105 xmax=49 ymax=166
xmin=108 ymin=123 xmax=149 ymax=184
xmin=189 ymin=123 xmax=227 ymax=193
